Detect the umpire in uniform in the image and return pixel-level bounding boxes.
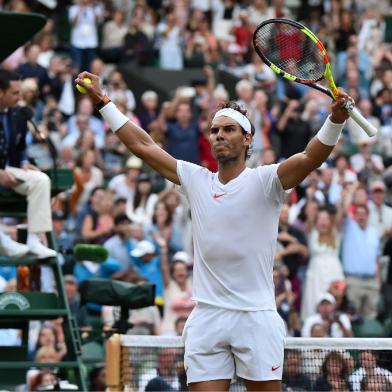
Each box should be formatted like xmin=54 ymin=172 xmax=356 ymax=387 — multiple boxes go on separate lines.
xmin=0 ymin=69 xmax=56 ymax=259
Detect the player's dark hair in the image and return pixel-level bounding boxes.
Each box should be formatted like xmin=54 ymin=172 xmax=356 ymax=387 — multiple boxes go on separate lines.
xmin=217 ymin=101 xmax=255 ymax=160
xmin=0 ymin=69 xmax=21 ymax=91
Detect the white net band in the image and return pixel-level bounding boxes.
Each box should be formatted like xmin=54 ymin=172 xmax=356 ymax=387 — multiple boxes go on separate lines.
xmin=120 ymin=335 xmax=392 ymax=350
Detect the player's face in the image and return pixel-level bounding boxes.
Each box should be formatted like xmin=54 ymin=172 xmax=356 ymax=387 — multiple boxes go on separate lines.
xmin=210 ymin=116 xmax=250 ymax=164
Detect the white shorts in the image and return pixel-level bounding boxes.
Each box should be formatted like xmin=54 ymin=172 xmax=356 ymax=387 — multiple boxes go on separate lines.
xmin=182 ymin=303 xmax=286 ymax=384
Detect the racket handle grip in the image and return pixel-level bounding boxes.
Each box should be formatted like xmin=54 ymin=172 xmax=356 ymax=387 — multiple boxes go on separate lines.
xmin=347 ymin=105 xmax=378 ymax=137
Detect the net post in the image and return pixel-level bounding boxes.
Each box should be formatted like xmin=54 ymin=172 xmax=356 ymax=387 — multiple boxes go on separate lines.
xmin=106 ymin=333 xmax=121 ymax=391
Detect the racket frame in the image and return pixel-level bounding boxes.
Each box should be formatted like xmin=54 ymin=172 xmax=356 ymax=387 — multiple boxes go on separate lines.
xmin=252 ymin=18 xmax=337 ymax=99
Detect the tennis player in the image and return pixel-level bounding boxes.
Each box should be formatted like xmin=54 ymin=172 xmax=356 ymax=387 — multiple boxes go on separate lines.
xmin=75 ymin=72 xmax=351 ymax=391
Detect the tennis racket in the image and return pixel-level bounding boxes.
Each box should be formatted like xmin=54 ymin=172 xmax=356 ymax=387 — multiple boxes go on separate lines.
xmin=253 ymin=18 xmax=377 ymax=137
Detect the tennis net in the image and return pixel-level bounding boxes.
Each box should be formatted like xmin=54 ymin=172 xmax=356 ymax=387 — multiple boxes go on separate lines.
xmin=106 ymin=335 xmax=392 ymax=391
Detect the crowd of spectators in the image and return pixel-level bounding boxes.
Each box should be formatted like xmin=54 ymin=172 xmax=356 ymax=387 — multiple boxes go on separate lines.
xmin=0 ymin=0 xmax=392 ymax=390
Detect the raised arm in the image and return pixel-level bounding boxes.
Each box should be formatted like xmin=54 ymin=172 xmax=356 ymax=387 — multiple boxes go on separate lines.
xmin=75 ymin=72 xmax=180 ymax=185
xmin=277 ymin=92 xmax=351 ymax=190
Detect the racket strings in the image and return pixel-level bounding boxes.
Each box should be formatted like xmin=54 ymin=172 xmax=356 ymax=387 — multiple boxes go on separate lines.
xmin=254 ymin=22 xmax=325 ymax=81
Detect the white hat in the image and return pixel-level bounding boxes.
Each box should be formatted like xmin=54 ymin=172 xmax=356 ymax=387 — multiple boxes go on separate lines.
xmin=141 ymin=90 xmax=158 ymax=102
xmin=178 ymin=87 xmax=196 ymax=98
xmin=130 ymin=240 xmax=156 ymax=258
xmin=318 ymin=292 xmax=336 ymax=305
xmin=125 ymin=155 xmax=143 ymax=169
xmin=172 ymin=251 xmax=192 ymax=265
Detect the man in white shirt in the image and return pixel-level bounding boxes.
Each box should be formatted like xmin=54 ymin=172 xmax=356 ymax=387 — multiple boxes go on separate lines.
xmin=349 ymin=350 xmax=392 ymax=391
xmin=75 ymin=71 xmax=352 ymax=391
xmin=368 ymin=180 xmax=392 ymax=242
xmin=301 ymin=293 xmax=353 ymax=338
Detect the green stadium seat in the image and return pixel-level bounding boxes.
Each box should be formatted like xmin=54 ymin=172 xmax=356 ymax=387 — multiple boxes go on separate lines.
xmin=81 ymin=341 xmax=105 ymax=364
xmin=353 ymin=319 xmax=388 ymax=338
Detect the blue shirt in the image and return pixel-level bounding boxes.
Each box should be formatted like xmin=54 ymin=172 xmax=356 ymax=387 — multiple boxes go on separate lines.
xmin=132 ymin=255 xmax=163 ymax=298
xmin=166 ymin=121 xmax=200 ymax=164
xmin=342 ymin=218 xmax=380 ymax=276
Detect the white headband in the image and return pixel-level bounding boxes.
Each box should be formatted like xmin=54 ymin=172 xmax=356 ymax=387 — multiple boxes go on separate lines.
xmin=212 ymin=108 xmax=252 ymax=134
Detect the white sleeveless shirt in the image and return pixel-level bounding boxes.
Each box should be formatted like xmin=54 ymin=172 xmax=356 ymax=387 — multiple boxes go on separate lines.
xmin=177 ymin=160 xmax=287 ymax=311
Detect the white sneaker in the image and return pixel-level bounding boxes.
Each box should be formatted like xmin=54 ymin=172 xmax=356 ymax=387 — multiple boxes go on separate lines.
xmin=27 ymin=234 xmax=57 ymax=259
xmin=0 ymin=232 xmax=30 ymax=258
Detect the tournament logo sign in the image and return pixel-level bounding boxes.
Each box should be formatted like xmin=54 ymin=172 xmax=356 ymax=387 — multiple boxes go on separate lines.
xmin=0 ymin=292 xmax=30 ymax=310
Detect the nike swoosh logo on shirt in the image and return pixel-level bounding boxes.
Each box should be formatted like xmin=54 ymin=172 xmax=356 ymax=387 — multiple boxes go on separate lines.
xmin=213 ymin=193 xmax=226 ymax=199
xmin=272 ymin=365 xmax=280 ymax=371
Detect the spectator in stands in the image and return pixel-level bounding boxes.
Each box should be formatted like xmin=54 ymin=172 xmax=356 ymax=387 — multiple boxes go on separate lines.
xmin=302 ymin=293 xmax=353 ymax=338
xmin=16 ymin=44 xmax=51 ymax=96
xmin=301 ymin=208 xmax=345 ymax=320
xmin=74 ymin=128 xmax=104 ymax=169
xmin=273 ymin=263 xmax=295 ymax=335
xmin=361 ymin=374 xmax=392 ymax=392
xmin=145 ymin=201 xmax=184 ymax=259
xmin=81 ymin=188 xmax=114 ymax=244
xmin=156 ymin=7 xmax=184 ymax=70
xmin=89 ymin=366 xmax=106 ymax=391
xmin=276 ymin=203 xmax=308 ymax=312
xmin=319 ymin=167 xmax=343 ymax=207
xmin=160 ymin=101 xmax=200 ymax=164
xmin=347 ymin=100 xmax=380 ymax=146
xmin=314 ymin=351 xmax=351 ymax=391
xmin=276 ymin=99 xmax=312 ymax=159
xmin=68 ymin=0 xmax=104 ymax=72
xmin=34 ymin=31 xmax=57 ymax=70
xmin=29 ymin=369 xmax=57 ymax=391
xmin=349 ymin=351 xmax=392 ymax=391
xmin=104 ymin=70 xmax=136 ymax=113
xmin=246 ymin=0 xmax=274 ymax=27
xmin=328 ymin=280 xmax=360 ymax=325
xmin=368 ymin=180 xmax=392 ymax=242
xmin=350 ymin=138 xmax=384 ymax=182
xmin=161 ymin=250 xmax=194 ymax=335
xmin=33 ymin=322 xmax=66 ymax=362
xmin=113 ymin=196 xmax=128 ymax=217
xmin=20 ymin=77 xmax=44 ymax=123
xmin=108 ymin=155 xmax=143 ymax=202
xmin=64 ymin=274 xmax=87 ymax=327
xmin=122 ymin=10 xmax=155 ymax=66
xmin=104 ymin=214 xmax=135 ymax=271
xmin=342 ymin=203 xmax=381 ymax=319
xmin=62 ymin=113 xmax=92 ymax=150
xmin=72 ymin=148 xmax=104 ymax=210
xmin=139 ymin=90 xmax=159 ymax=133
xmin=67 ymin=96 xmax=105 ymax=148
xmin=101 ymin=131 xmax=127 ymax=180
xmin=75 ymin=185 xmax=105 ymax=237
xmin=219 ymin=41 xmax=247 ymax=78
xmin=300 ymin=322 xmax=328 ymax=383
xmin=332 ymin=153 xmax=357 ymax=186
xmin=100 ymin=9 xmax=127 ymax=64
xmin=52 ymin=211 xmax=75 ymax=274
xmin=247 ymin=89 xmax=272 ymax=167
xmin=126 ymin=173 xmax=158 ymax=226
xmin=282 ymin=350 xmax=312 ymax=391
xmin=174 ymin=316 xmax=188 ymax=336
xmin=130 ymin=240 xmax=164 ymax=304
xmin=0 ymin=69 xmax=56 ymax=258
xmin=139 ymin=348 xmax=182 ymax=391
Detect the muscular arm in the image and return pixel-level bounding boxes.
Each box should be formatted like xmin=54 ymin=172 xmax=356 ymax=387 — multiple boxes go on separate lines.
xmin=278 ymin=94 xmax=350 ymax=190
xmin=278 ymin=136 xmax=334 ymax=190
xmin=75 ymin=72 xmax=180 ymax=185
xmin=116 ymin=122 xmax=180 ymax=185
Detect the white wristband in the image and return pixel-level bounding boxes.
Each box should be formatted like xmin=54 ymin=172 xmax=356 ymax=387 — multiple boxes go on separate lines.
xmin=316 ymin=116 xmax=345 ymax=146
xmin=99 ymin=102 xmax=129 ymax=133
